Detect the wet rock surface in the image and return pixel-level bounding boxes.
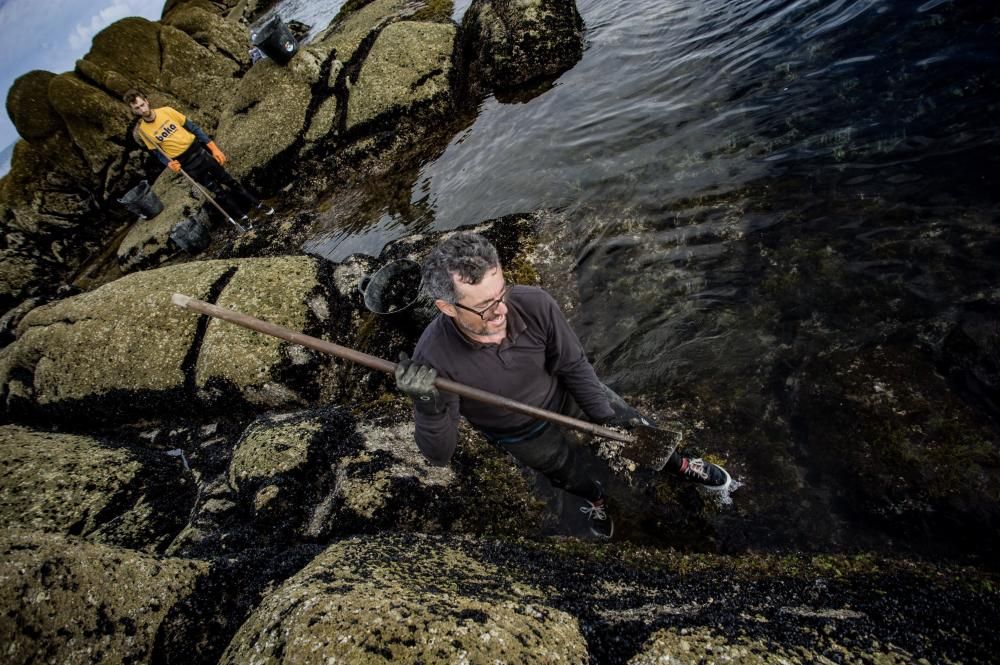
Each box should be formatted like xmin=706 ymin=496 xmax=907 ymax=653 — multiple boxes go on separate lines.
xmin=462 ymin=0 xmax=585 ymax=95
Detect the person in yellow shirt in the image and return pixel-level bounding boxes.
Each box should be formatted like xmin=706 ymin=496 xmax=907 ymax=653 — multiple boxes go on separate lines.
xmin=123 ymin=89 xmax=273 ymax=223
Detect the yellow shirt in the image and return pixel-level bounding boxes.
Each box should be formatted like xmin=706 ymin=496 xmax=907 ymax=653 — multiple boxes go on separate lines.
xmin=135 ymin=107 xmax=196 ymax=158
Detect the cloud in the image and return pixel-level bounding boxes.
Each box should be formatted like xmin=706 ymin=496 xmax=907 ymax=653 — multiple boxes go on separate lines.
xmin=67 ymin=0 xmax=149 ymax=50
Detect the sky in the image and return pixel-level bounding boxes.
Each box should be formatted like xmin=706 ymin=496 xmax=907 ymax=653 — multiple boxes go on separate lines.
xmin=0 ymin=0 xmax=164 ymax=149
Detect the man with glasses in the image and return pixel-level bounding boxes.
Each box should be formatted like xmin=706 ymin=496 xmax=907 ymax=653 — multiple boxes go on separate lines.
xmin=395 ymin=232 xmax=731 ymax=540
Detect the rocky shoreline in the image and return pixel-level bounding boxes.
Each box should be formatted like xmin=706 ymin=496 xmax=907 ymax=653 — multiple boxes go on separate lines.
xmin=1 ymin=0 xmax=997 ymax=662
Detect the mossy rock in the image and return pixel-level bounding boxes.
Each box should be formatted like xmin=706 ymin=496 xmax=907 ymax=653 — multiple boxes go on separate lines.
xmin=314 ymin=0 xmax=417 ymax=64
xmin=462 ymin=0 xmax=584 ymax=93
xmin=0 ymin=256 xmax=359 ymax=421
xmin=163 ymin=3 xmax=251 ymax=65
xmin=0 ymin=251 xmax=46 ymax=309
xmin=346 ymin=21 xmax=457 ymax=131
xmin=224 ymin=407 xmax=361 ymax=540
xmin=303 ymin=61 xmax=343 ymax=143
xmin=0 ymin=425 xmax=194 ymax=552
xmin=159 ymin=23 xmax=243 ymax=121
xmin=0 ymin=133 xmax=93 ymax=217
xmin=5 ymin=70 xmax=62 ymax=142
xmin=219 ymin=533 xmax=588 ymax=664
xmin=629 ymin=626 xmax=917 ymax=664
xmin=116 ymin=174 xmax=204 ymax=273
xmin=213 ymin=47 xmax=327 ymax=181
xmin=0 ymin=528 xmax=209 ymax=665
xmin=0 ymin=259 xmax=238 ymax=420
xmin=82 ymin=17 xmax=164 ymax=89
xmin=195 ymin=255 xmax=339 ymax=407
xmin=48 ymin=73 xmax=133 ymax=176
xmin=81 ymin=17 xmax=241 ymax=120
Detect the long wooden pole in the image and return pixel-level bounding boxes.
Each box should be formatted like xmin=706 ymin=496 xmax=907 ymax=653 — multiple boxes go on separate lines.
xmin=170 ymin=293 xmax=635 ymax=445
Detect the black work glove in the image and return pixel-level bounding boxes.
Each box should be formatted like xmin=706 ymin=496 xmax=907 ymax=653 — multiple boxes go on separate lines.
xmin=602 ymin=402 xmax=654 ymax=430
xmin=395 ymin=352 xmax=446 ymax=414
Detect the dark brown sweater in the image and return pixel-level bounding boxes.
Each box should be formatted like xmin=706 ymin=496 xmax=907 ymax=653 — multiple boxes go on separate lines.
xmin=411 ymin=285 xmax=615 ymax=465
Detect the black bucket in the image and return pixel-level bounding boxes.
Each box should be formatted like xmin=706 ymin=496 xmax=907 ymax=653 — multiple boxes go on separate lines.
xmin=252 ymin=17 xmax=299 ymax=65
xmin=118 ymin=180 xmax=163 ymax=219
xmin=169 ymin=218 xmax=210 ymax=254
xmin=359 ymin=259 xmax=431 ymax=315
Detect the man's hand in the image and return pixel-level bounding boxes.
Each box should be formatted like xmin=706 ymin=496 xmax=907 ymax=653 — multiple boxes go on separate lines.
xmin=603 ymin=403 xmax=653 ymax=431
xmin=206 ymin=141 xmax=226 ymax=165
xmin=395 ymin=352 xmax=445 ymax=414
xmin=167 ymin=159 xmax=181 ymax=173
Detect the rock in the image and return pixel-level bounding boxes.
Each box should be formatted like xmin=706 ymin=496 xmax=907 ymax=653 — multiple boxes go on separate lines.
xmin=346 ymin=21 xmax=457 ymax=132
xmin=462 ymin=0 xmax=584 ymax=94
xmin=0 ymin=425 xmax=194 ymax=552
xmin=0 ymin=136 xmax=94 ymax=229
xmin=213 ymin=47 xmax=327 ymax=181
xmin=219 ymin=533 xmax=589 ymax=664
xmin=226 ymin=407 xmax=359 ymax=538
xmin=0 ymin=297 xmax=40 ymax=347
xmin=303 ymin=60 xmax=343 ymax=143
xmin=82 ymin=17 xmax=164 ymax=91
xmin=0 ymin=259 xmax=236 ymax=421
xmin=116 ymin=175 xmax=205 ymax=273
xmin=0 ymin=256 xmax=366 ymax=422
xmin=629 ymin=626 xmax=915 ymax=664
xmin=162 ymin=3 xmax=252 ymax=65
xmin=0 ymin=529 xmax=209 ymax=665
xmin=194 ymin=255 xmax=343 ymax=408
xmin=4 ymin=71 xmax=61 ymax=142
xmin=78 ymin=16 xmax=242 ymax=121
xmin=159 ymin=23 xmax=244 ymax=120
xmin=314 ymin=0 xmax=415 ymax=63
xmin=48 ymin=73 xmax=133 ymax=177
xmin=0 ymin=251 xmax=48 ymax=314
xmin=169 ymin=397 xmax=543 ymax=557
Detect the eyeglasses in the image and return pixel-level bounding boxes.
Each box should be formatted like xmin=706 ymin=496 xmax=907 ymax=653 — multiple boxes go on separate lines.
xmin=453 ymin=283 xmax=513 ymax=320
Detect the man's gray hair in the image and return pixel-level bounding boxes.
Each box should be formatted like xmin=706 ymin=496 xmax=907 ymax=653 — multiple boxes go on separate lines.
xmin=421 ymin=232 xmax=500 ymax=303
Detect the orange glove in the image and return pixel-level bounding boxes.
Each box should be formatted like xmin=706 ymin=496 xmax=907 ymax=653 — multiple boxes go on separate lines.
xmin=207 ymin=141 xmax=226 ymax=165
xmin=167 ymin=160 xmax=181 ymax=173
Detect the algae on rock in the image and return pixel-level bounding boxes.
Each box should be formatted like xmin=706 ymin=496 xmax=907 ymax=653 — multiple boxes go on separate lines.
xmin=346 ymin=21 xmax=457 ymax=131
xmin=0 ymin=529 xmax=209 ymax=665
xmin=195 ymin=255 xmax=328 ymax=406
xmin=220 ymin=533 xmax=589 ymax=664
xmin=0 ymin=425 xmax=194 ymax=552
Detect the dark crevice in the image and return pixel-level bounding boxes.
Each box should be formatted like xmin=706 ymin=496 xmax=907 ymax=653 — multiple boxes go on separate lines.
xmin=334 ymin=23 xmax=391 ymax=136
xmin=180 ymin=266 xmax=238 ymax=397
xmin=300 ymin=49 xmax=342 ymax=136
xmin=233 ymin=99 xmax=261 ymax=117
xmin=410 ymin=68 xmax=444 ymax=92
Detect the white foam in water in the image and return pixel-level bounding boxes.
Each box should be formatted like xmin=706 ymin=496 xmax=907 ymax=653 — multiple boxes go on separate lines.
xmin=708 ymin=476 xmax=743 ymax=507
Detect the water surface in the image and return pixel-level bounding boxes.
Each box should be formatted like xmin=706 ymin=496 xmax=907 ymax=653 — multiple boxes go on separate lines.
xmin=294 ymin=0 xmax=1000 ymax=557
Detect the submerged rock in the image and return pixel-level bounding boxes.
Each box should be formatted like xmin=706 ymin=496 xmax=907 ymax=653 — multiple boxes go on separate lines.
xmin=790 ymin=344 xmax=1000 ymax=558
xmin=219 ymin=533 xmax=589 ymax=664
